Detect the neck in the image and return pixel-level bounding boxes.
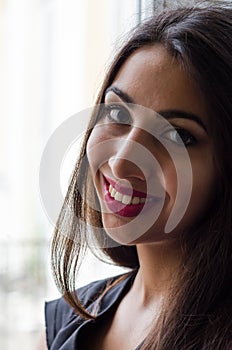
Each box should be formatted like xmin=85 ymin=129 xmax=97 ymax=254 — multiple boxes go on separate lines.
xmin=132 ymin=240 xmax=182 ymax=307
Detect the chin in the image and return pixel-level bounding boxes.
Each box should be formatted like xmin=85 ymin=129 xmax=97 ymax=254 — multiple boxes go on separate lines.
xmin=101 ymin=212 xmax=178 ymax=246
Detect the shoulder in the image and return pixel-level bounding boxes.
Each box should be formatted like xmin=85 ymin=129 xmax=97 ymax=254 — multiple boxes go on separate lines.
xmin=45 ymin=273 xmax=122 ymax=323
xmin=45 ymin=272 xmax=130 ymax=348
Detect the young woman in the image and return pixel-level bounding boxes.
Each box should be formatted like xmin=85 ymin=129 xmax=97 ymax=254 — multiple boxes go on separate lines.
xmin=42 ymin=3 xmax=232 ymax=349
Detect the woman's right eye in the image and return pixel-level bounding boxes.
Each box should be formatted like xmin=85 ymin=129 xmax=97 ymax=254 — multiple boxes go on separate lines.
xmin=104 ymin=105 xmax=131 ymax=125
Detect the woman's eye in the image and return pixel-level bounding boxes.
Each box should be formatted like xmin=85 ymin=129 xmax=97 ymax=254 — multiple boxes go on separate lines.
xmin=162 ymin=128 xmax=197 ymax=146
xmin=105 ymin=106 xmax=131 ymax=125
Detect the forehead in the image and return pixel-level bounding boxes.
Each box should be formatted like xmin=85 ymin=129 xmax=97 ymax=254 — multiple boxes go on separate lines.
xmin=111 ymin=45 xmax=208 ymax=125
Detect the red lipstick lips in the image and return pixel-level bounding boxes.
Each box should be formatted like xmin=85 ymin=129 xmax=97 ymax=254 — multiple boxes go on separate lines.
xmin=102 ymin=175 xmax=158 ymax=217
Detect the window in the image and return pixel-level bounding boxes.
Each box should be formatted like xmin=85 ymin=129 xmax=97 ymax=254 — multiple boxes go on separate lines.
xmin=1 ymin=1 xmax=153 ymax=348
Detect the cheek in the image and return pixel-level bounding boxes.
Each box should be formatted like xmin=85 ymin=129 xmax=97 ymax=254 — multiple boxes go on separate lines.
xmin=191 ymin=162 xmax=216 ymax=212
xmin=178 ymin=158 xmax=216 ymax=231
xmin=160 ymin=149 xmax=216 ymax=234
xmin=162 ymin=163 xmax=178 ymax=205
xmin=86 ymin=128 xmax=102 ymax=156
xmin=86 ymin=125 xmax=116 ymax=164
xmin=86 ymin=127 xmax=107 ymax=171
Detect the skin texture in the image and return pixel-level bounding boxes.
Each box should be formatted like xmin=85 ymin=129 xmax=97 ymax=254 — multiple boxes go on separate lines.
xmin=87 ymin=44 xmax=216 ymax=245
xmin=85 ymin=45 xmax=217 ymax=349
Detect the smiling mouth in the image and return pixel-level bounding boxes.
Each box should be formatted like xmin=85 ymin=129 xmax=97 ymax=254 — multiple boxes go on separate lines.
xmin=102 ymin=176 xmax=159 ymax=218
xmin=108 ymin=183 xmax=154 ymax=205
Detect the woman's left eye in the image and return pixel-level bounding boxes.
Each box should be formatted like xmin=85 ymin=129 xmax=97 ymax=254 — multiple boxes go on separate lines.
xmin=162 ymin=128 xmax=197 ymax=146
xmin=105 ymin=106 xmax=131 ymax=125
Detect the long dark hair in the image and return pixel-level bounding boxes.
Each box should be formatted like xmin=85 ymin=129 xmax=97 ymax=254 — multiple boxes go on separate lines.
xmin=51 ymin=3 xmax=232 ymax=349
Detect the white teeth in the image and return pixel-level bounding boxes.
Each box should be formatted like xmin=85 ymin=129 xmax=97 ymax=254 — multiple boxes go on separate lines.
xmin=108 ymin=184 xmax=153 ymax=205
xmin=109 ymin=184 xmax=116 ymax=197
xmin=122 ymin=194 xmax=132 ymax=205
xmin=114 ymin=191 xmax=123 ymax=202
xmin=132 ymin=197 xmax=140 ymax=205
xmin=140 ymin=198 xmax=146 ymax=204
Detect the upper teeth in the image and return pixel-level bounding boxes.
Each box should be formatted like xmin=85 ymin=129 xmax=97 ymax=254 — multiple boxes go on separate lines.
xmin=108 ymin=184 xmax=153 ymax=205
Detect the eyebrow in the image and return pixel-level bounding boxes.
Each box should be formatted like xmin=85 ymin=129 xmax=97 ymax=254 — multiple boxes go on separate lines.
xmin=105 ymin=86 xmax=134 ymax=104
xmin=105 ymin=86 xmax=207 ymax=132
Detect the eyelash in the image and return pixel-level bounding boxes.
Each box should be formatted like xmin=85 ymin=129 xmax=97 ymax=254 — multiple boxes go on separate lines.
xmin=103 ymin=105 xmax=197 ymax=147
xmin=104 ymin=105 xmax=131 ymax=125
xmin=162 ymin=128 xmax=197 ymax=147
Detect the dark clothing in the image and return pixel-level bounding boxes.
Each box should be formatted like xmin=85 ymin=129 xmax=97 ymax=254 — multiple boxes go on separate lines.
xmin=45 ymin=270 xmax=143 ymax=349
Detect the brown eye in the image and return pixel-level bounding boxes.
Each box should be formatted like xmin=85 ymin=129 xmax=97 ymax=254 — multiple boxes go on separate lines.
xmin=177 ymin=129 xmax=197 ymax=146
xmin=105 ymin=106 xmax=131 ymax=125
xmin=162 ymin=128 xmax=197 ymax=146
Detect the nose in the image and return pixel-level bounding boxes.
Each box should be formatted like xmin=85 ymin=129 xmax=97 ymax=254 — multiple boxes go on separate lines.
xmin=108 ymin=127 xmax=159 ymax=181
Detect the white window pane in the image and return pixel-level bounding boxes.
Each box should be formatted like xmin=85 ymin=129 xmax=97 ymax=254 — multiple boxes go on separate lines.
xmin=0 ymin=1 xmax=141 ymax=349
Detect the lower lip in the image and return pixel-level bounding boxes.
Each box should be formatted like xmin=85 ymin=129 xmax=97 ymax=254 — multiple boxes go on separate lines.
xmin=103 ymin=179 xmax=156 ymax=218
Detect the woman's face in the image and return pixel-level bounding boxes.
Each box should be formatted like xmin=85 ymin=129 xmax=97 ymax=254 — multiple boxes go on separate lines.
xmin=86 ymin=45 xmax=216 ymax=245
